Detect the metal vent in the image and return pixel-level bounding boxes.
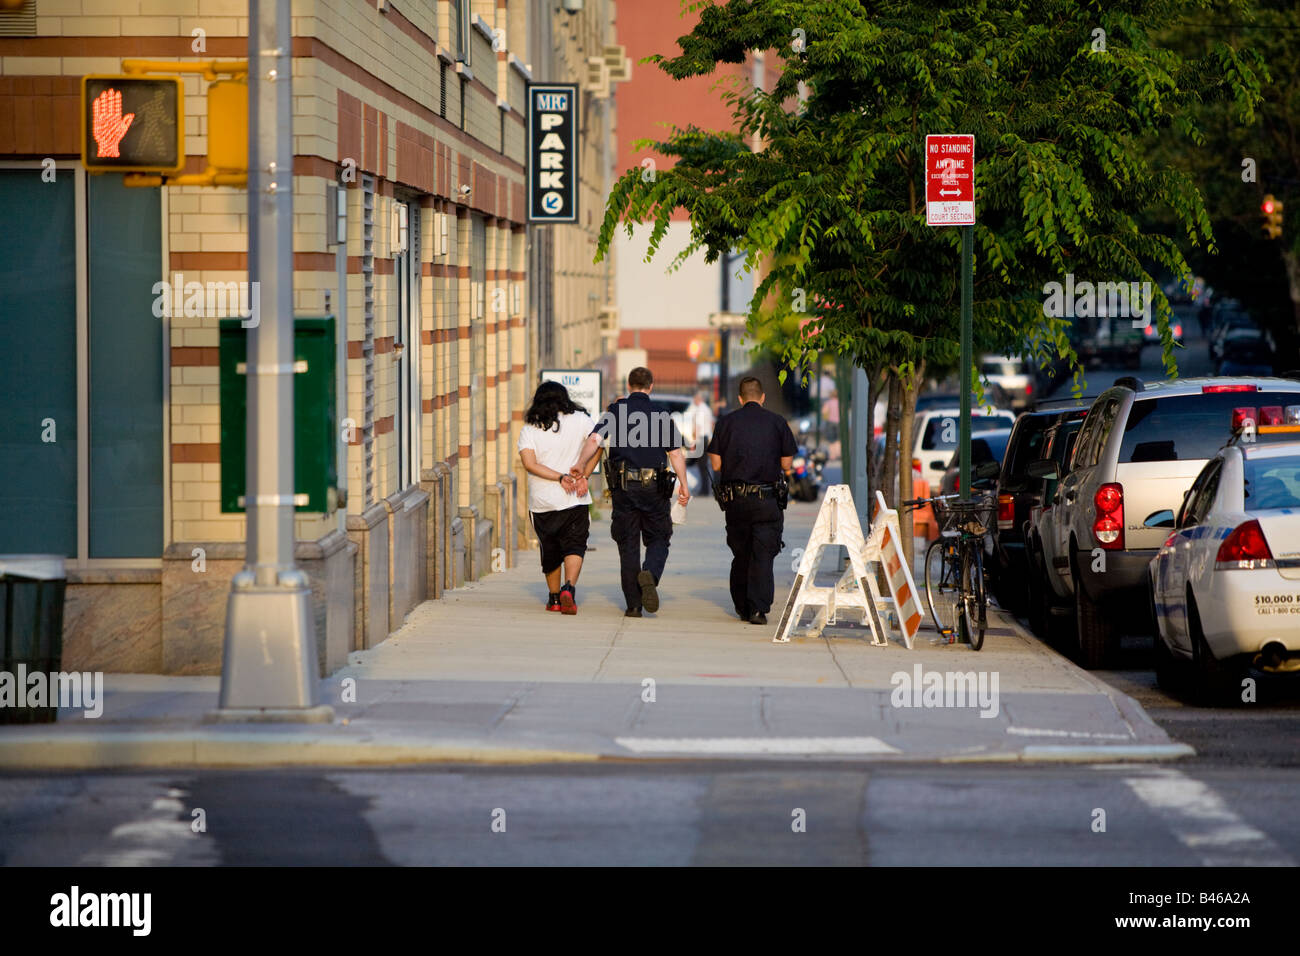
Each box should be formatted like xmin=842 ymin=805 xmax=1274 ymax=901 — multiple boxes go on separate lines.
xmin=0 ymin=0 xmax=36 ymax=37
xmin=439 ymin=61 xmax=447 ymax=118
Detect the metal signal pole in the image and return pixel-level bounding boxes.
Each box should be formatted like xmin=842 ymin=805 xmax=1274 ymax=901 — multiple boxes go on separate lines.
xmin=214 ymin=0 xmax=330 ymax=721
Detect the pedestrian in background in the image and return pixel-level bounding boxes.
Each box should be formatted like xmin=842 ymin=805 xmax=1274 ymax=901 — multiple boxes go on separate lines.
xmin=684 ymin=389 xmax=716 ymax=495
xmin=517 ymin=381 xmax=593 ymax=614
xmin=708 ymin=376 xmax=796 ymax=625
xmin=572 ymin=367 xmax=690 ymax=617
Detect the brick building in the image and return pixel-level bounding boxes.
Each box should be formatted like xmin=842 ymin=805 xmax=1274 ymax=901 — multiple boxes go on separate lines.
xmin=0 ymin=0 xmax=624 ymax=673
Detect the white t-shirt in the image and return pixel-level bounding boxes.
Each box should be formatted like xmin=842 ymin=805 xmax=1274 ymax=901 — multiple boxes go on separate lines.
xmin=517 ymin=411 xmax=595 ymax=513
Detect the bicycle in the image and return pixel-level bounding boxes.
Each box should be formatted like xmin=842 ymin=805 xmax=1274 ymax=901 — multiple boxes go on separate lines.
xmin=903 ymin=491 xmax=995 ymax=650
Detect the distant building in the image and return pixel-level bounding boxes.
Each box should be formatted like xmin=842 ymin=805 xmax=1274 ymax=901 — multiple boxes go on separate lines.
xmin=612 ymin=0 xmax=765 ymax=394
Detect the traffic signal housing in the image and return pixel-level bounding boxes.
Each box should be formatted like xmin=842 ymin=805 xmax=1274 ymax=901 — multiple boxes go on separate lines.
xmin=1262 ymin=193 xmax=1284 ymax=240
xmin=81 ymin=75 xmax=185 ymax=174
xmin=688 ymin=335 xmax=721 ymax=363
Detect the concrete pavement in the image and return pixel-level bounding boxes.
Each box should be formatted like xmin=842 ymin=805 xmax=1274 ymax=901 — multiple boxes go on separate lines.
xmin=0 ymin=489 xmax=1191 ymax=767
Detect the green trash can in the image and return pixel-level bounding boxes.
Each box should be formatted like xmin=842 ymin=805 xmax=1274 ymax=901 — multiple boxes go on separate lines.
xmin=0 ymin=555 xmax=68 ymax=725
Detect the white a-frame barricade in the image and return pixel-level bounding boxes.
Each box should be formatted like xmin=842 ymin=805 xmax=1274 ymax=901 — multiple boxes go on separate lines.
xmin=773 ymin=486 xmax=923 ymax=648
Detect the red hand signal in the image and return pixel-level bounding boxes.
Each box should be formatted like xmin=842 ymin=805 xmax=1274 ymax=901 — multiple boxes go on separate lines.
xmin=91 ymin=88 xmax=135 ymax=159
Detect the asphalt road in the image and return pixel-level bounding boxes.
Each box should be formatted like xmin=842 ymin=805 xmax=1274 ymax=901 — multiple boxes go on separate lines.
xmin=1 ymin=759 xmax=1296 ymax=867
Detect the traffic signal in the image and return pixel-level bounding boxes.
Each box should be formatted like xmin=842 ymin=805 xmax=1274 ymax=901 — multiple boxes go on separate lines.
xmin=1261 ymin=193 xmax=1284 ymax=240
xmin=688 ymin=335 xmax=720 ymax=363
xmin=82 ymin=75 xmax=185 ymax=174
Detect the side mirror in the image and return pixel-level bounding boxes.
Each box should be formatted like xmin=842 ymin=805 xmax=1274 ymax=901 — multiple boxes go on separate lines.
xmin=1143 ymin=509 xmax=1175 ymax=529
xmin=975 ymin=461 xmax=1001 ymax=480
xmin=1026 ymin=459 xmax=1057 ymax=480
xmin=929 ymin=459 xmax=947 ymax=471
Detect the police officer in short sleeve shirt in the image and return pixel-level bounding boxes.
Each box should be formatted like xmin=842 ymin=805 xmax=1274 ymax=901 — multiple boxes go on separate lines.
xmin=707 ymin=376 xmax=797 ymax=625
xmin=572 ymin=367 xmax=691 ymax=617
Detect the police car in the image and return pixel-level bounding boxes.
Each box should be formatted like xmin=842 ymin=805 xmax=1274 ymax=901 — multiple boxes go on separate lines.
xmin=1148 ymin=408 xmax=1300 ymax=704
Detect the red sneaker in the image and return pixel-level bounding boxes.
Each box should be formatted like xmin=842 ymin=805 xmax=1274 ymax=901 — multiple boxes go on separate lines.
xmin=546 ymin=594 xmax=562 ymax=612
xmin=559 ymin=590 xmax=577 ymax=615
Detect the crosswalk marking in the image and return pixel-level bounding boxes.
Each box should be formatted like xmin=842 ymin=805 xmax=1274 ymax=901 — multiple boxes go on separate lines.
xmin=1123 ymin=768 xmax=1294 ymax=867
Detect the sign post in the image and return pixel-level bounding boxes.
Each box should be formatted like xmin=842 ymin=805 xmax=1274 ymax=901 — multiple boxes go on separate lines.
xmin=925 ymin=134 xmax=975 ymax=502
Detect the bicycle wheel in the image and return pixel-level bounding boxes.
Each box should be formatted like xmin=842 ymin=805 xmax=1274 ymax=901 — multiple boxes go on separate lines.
xmin=962 ymin=544 xmax=987 ymax=650
xmin=925 ymin=537 xmax=961 ymax=638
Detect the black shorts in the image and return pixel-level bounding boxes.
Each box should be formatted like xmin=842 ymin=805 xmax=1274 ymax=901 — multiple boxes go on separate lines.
xmin=532 ymin=505 xmax=590 ymax=573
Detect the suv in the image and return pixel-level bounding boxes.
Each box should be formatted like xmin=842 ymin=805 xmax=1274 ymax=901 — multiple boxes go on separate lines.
xmin=1054 ymin=376 xmax=1300 ymax=667
xmin=992 ymin=404 xmax=1088 ymax=614
xmin=912 ymin=406 xmax=1016 ymax=496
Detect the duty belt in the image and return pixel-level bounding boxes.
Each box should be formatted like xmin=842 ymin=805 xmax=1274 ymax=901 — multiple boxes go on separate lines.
xmin=614 ymin=465 xmax=664 ymax=490
xmin=720 ymin=481 xmax=778 ymax=500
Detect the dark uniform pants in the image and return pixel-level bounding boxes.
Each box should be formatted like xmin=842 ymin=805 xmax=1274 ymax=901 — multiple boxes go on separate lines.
xmin=610 ymin=488 xmax=673 ymax=609
xmin=723 ymin=496 xmax=784 ymax=615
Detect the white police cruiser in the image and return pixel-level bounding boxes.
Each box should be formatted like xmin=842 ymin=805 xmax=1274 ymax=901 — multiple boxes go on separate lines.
xmin=1148 ymin=409 xmax=1300 ymax=704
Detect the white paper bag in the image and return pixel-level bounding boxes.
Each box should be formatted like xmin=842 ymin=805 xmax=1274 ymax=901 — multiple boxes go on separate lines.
xmin=671 ymin=499 xmax=688 ymax=524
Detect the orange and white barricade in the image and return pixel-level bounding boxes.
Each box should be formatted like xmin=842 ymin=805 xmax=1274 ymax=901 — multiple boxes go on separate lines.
xmin=772 ymin=486 xmax=922 ymax=649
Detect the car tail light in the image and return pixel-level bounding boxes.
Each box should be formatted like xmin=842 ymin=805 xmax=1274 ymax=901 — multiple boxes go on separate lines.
xmin=1260 ymin=406 xmax=1284 ymax=426
xmin=1026 ymin=382 xmax=1033 ymax=396
xmin=1215 ymin=519 xmax=1275 ymax=569
xmin=1173 ymin=323 xmax=1183 ymax=338
xmin=1232 ymin=406 xmax=1257 ymax=431
xmin=1204 ymin=384 xmax=1259 ymax=393
xmin=997 ymin=493 xmax=1014 ymax=530
xmin=1092 ymin=482 xmax=1124 ymax=550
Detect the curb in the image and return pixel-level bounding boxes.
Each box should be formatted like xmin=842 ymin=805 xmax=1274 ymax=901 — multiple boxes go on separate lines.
xmin=0 ymin=732 xmax=601 ymax=770
xmin=940 ymin=743 xmax=1196 ymax=764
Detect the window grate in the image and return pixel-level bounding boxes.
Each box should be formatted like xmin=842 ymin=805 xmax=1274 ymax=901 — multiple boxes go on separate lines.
xmin=362 ymin=174 xmax=376 ymax=505
xmin=440 ymin=61 xmax=447 ymax=118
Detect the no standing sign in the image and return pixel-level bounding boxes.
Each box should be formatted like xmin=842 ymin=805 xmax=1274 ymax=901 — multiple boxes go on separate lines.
xmin=925 ymin=134 xmax=975 ymax=226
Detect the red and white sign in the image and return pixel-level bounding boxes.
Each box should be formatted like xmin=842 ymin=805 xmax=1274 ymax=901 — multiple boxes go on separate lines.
xmin=925 ymin=134 xmax=974 ymax=226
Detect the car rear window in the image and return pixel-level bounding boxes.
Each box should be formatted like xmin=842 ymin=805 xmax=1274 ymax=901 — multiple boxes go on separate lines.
xmin=1002 ymin=417 xmax=1051 ymax=477
xmin=921 ymin=413 xmax=1015 ymax=450
xmin=1119 ymin=392 xmax=1300 ymax=463
xmin=1244 ymin=455 xmax=1300 ymax=509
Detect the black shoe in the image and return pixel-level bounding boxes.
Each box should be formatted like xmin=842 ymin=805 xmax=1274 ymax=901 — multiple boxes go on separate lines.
xmin=637 ymin=571 xmax=659 ymax=613
xmin=625 ymin=607 xmax=643 ymax=618
xmin=748 ymin=611 xmax=768 ymax=625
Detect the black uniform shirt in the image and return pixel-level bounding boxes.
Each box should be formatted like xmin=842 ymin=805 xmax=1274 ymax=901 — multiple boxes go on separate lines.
xmin=707 ymin=401 xmax=797 ymax=483
xmin=592 ymin=391 xmax=684 ymax=469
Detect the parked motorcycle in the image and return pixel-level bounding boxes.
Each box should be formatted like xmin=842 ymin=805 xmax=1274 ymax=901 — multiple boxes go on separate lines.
xmin=790 ymin=444 xmax=827 ymax=501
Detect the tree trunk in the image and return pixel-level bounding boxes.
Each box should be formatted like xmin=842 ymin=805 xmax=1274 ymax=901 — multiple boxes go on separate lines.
xmin=896 ymin=360 xmax=925 ymax=577
xmin=1284 ymin=249 xmax=1300 ymax=346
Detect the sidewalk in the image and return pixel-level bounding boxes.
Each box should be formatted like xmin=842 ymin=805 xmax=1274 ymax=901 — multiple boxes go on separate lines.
xmin=0 ymin=490 xmax=1191 ymax=768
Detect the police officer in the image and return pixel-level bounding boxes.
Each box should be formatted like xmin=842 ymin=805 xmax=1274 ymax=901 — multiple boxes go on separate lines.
xmin=707 ymin=375 xmax=796 ymax=625
xmin=572 ymin=367 xmax=691 ymax=617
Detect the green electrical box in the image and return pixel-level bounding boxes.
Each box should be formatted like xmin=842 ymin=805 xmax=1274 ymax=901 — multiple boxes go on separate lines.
xmin=219 ymin=316 xmax=338 ymax=513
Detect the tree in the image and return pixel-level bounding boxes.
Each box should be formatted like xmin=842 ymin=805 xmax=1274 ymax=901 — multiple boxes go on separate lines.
xmin=595 ymin=0 xmax=1264 ymax=564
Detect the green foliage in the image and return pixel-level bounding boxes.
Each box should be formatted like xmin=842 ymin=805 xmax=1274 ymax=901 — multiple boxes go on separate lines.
xmin=595 ymin=0 xmax=1266 ymax=384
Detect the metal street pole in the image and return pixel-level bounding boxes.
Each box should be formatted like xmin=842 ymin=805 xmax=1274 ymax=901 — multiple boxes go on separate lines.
xmin=851 ymin=363 xmax=869 ymax=526
xmin=214 ymin=0 xmax=329 ymax=721
xmin=959 ymin=224 xmax=973 ymax=501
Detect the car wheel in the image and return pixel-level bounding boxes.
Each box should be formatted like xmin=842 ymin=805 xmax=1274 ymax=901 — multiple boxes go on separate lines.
xmin=1188 ymin=591 xmax=1245 ymax=707
xmin=1073 ymin=559 xmax=1118 ymax=669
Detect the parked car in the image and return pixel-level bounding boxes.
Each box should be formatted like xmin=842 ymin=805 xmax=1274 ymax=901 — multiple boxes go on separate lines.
xmin=981 ymin=355 xmax=1034 ymax=410
xmin=1208 ymin=309 xmax=1258 ymax=362
xmin=1150 ymin=426 xmax=1300 ymax=704
xmin=1141 ymin=316 xmax=1185 ymax=346
xmin=1216 ymin=327 xmax=1275 ymax=376
xmin=1076 ymin=311 xmax=1144 ymax=369
xmin=1023 ymin=408 xmax=1090 ymax=639
xmin=991 ymin=403 xmax=1088 ymax=615
xmin=1053 ymin=376 xmax=1300 ymax=667
xmin=912 ymin=406 xmax=1017 ymax=496
xmin=938 ymin=429 xmax=1012 ymax=496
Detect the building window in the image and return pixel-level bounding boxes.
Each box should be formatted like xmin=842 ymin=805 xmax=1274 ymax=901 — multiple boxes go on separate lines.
xmin=459 ymin=76 xmax=467 ymax=131
xmin=0 ymin=168 xmax=163 ymax=561
xmin=440 ymin=61 xmax=448 ymax=118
